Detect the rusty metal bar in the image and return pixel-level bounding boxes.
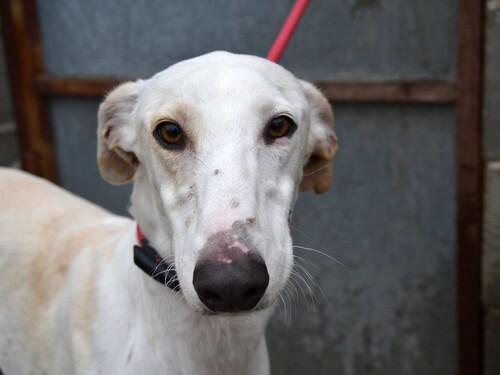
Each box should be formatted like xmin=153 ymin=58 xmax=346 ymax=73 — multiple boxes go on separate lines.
xmin=0 ymin=0 xmax=58 ymax=182
xmin=316 ymin=80 xmax=458 ymax=104
xmin=35 ymin=76 xmax=458 ymax=104
xmin=456 ymin=0 xmax=485 ymax=374
xmin=35 ymin=76 xmax=124 ymax=98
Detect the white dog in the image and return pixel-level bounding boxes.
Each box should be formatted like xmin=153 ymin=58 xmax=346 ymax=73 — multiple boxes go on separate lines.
xmin=0 ymin=51 xmax=338 ymax=375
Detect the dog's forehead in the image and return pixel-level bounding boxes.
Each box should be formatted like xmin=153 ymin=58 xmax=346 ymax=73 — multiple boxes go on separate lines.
xmin=140 ymin=52 xmax=307 ymax=112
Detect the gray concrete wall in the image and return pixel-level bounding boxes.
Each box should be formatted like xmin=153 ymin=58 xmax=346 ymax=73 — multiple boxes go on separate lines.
xmin=483 ymin=1 xmax=500 ymax=374
xmin=36 ymin=1 xmax=459 ymax=373
xmin=4 ymin=1 xmax=500 ymax=372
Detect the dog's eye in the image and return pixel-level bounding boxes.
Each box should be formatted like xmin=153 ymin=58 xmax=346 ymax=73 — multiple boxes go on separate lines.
xmin=154 ymin=122 xmax=185 ymax=148
xmin=265 ymin=116 xmax=296 ymax=141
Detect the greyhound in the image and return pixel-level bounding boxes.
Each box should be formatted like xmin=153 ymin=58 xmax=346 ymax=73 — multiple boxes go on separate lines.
xmin=0 ymin=51 xmax=338 ymax=375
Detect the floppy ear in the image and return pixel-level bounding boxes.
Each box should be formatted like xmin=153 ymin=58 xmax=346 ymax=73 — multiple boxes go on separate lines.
xmin=97 ymin=81 xmax=142 ymax=185
xmin=299 ymin=81 xmax=339 ymax=194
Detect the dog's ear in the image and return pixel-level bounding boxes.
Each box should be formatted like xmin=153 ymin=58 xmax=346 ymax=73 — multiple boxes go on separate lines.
xmin=97 ymin=81 xmax=142 ymax=185
xmin=299 ymin=81 xmax=339 ymax=194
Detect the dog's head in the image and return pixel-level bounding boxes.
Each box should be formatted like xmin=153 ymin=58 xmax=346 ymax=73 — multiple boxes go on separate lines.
xmin=97 ymin=52 xmax=338 ymax=314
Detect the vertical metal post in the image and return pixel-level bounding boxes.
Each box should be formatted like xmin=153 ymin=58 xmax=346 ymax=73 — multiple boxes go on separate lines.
xmin=456 ymin=0 xmax=485 ymax=374
xmin=0 ymin=0 xmax=57 ymax=182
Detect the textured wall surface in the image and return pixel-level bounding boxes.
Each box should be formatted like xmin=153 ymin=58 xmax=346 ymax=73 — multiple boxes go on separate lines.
xmin=49 ymin=98 xmax=458 ymax=374
xmin=483 ymin=164 xmax=500 ymax=306
xmin=267 ymin=104 xmax=456 ymax=374
xmin=483 ymin=164 xmax=500 ymax=375
xmin=49 ymin=99 xmax=132 ymax=215
xmin=37 ymin=1 xmax=458 ymax=373
xmin=483 ymin=1 xmax=500 ymax=374
xmin=37 ymin=0 xmax=456 ymax=80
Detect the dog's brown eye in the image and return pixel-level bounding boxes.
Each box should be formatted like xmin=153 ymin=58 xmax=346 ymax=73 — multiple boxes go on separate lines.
xmin=154 ymin=121 xmax=185 ymax=148
xmin=266 ymin=116 xmax=296 ymax=140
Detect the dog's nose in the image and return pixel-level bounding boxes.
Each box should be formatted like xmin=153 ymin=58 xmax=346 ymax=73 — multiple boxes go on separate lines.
xmin=193 ymin=249 xmax=269 ymax=313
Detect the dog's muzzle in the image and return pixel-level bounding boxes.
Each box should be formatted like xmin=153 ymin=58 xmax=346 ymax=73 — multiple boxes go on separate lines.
xmin=193 ymin=232 xmax=269 ymax=313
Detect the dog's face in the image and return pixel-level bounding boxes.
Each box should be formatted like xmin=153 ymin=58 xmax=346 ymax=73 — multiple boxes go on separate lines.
xmin=97 ymin=52 xmax=338 ymax=314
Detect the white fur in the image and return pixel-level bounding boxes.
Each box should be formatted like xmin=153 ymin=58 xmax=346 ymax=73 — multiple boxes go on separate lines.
xmin=0 ymin=52 xmax=337 ymax=374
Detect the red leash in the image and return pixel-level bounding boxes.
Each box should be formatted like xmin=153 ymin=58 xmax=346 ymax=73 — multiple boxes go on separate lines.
xmin=267 ymin=0 xmax=311 ymax=63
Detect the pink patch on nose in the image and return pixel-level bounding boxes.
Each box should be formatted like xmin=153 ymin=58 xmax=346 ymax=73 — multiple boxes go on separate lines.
xmin=230 ymin=241 xmax=249 ymax=254
xmin=216 ymin=243 xmax=248 ymax=264
xmin=217 ymin=255 xmax=233 ymax=264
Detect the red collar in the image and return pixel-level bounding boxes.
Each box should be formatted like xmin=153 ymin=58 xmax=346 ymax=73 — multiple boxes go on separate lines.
xmin=136 ymin=224 xmax=146 ymax=246
xmin=133 ymin=225 xmax=180 ymax=290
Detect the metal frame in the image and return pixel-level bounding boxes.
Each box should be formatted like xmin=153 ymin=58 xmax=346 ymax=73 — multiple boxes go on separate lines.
xmin=0 ymin=0 xmax=484 ymax=373
xmin=456 ymin=0 xmax=484 ymax=373
xmin=0 ymin=0 xmax=57 ymax=181
xmin=34 ymin=76 xmax=459 ymax=104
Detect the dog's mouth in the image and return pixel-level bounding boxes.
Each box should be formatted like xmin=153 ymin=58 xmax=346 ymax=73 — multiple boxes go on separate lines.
xmin=196 ymin=299 xmax=272 ymax=316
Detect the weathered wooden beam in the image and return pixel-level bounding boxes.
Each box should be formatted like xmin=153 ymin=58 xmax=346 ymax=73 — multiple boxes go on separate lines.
xmin=316 ymin=81 xmax=457 ymax=103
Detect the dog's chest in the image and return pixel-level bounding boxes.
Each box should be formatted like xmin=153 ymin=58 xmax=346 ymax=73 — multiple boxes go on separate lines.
xmin=96 ymin=316 xmax=262 ymax=375
xmin=93 ymin=280 xmax=265 ymax=374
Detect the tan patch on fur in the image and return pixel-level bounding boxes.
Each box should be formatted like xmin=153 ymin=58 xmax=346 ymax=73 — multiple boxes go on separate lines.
xmin=0 ymin=169 xmax=132 ymax=371
xmin=29 ymin=220 xmax=121 ymax=307
xmin=27 ymin=219 xmax=127 ymax=369
xmin=98 ymin=148 xmax=138 ymax=185
xmin=151 ymin=102 xmax=191 ymax=130
xmin=300 ymin=155 xmax=333 ymax=194
xmin=299 ymin=80 xmax=339 ymax=194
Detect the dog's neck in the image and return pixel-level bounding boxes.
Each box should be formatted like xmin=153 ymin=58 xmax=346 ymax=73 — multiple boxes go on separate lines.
xmin=128 ymin=172 xmax=174 ymax=258
xmin=107 ymin=172 xmax=272 ymax=373
xmin=97 ymin=224 xmax=272 ymax=374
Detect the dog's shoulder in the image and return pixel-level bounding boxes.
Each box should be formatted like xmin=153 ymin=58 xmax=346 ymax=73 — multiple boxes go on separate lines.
xmin=0 ymin=168 xmax=133 ymax=374
xmin=0 ymin=167 xmax=131 ymax=301
xmin=0 ymin=167 xmax=116 ymax=227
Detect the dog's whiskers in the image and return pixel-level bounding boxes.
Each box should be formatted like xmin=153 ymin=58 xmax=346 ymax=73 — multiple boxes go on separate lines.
xmin=293 ymin=245 xmax=345 ymax=267
xmin=277 ymin=294 xmax=289 ymax=327
xmin=290 ymin=270 xmax=313 ymax=302
xmin=285 ymin=277 xmax=300 ymax=302
xmin=293 ymin=254 xmax=319 ymax=271
xmin=291 ymin=268 xmax=319 ymax=305
xmin=165 ymin=275 xmax=179 ymax=290
xmin=287 ymin=271 xmax=315 ymax=324
xmin=289 ymin=225 xmax=311 ymax=240
xmin=282 ymin=284 xmax=295 ymax=323
xmin=273 ymin=238 xmax=340 ymax=326
xmin=302 ymin=162 xmax=332 ymax=177
xmin=295 ymin=263 xmax=331 ymax=308
xmin=302 ymin=160 xmax=344 ymax=177
xmin=284 ymin=278 xmax=302 ymax=322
